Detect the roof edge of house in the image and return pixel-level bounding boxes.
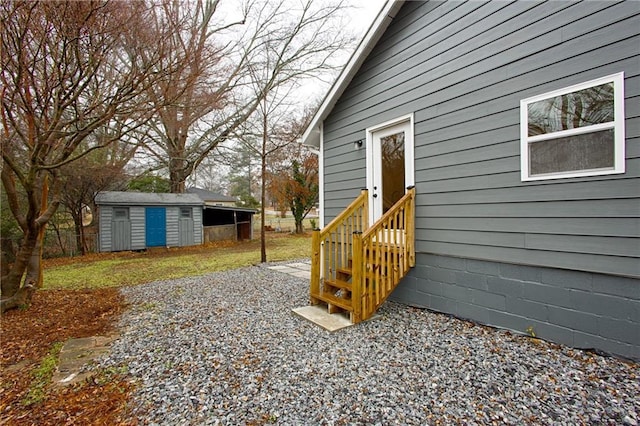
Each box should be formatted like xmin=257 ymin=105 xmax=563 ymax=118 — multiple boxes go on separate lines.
xmin=301 ymin=0 xmax=405 ymax=148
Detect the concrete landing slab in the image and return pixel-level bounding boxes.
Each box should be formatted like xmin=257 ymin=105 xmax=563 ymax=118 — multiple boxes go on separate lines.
xmin=268 ymin=265 xmax=291 ymax=271
xmin=287 ymin=262 xmax=311 ymax=271
xmin=52 ymin=334 xmax=118 ymax=387
xmin=292 ymin=305 xmax=354 ymax=332
xmin=291 ymin=271 xmax=311 ymax=279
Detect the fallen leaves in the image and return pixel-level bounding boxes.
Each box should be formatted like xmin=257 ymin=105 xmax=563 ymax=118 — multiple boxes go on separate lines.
xmin=1 ymin=288 xmax=134 ymax=425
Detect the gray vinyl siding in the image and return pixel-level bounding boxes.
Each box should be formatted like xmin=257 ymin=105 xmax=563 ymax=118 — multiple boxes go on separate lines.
xmin=322 ymin=0 xmax=640 ymax=278
xmin=193 ymin=208 xmax=203 ymax=244
xmin=98 ymin=206 xmax=112 ymax=252
xmin=167 ymin=207 xmax=179 ymax=247
xmin=130 ymin=207 xmax=146 ymax=250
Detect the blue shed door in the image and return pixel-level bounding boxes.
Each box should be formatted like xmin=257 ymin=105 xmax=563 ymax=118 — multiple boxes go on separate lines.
xmin=145 ymin=207 xmax=166 ymax=247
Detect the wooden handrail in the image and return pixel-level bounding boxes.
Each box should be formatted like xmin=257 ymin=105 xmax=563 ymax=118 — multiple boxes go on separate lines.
xmin=321 ymin=189 xmax=369 ymax=235
xmin=354 ymin=187 xmax=415 ymax=322
xmin=310 ymin=189 xmax=368 ymax=305
xmin=310 ymin=187 xmax=415 ymax=324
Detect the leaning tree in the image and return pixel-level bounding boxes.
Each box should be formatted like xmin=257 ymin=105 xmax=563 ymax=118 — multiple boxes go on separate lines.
xmin=0 ymin=1 xmax=166 ymax=313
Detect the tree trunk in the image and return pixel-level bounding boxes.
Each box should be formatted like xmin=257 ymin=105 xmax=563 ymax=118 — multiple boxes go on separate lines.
xmin=169 ymin=141 xmax=188 ymax=193
xmin=49 ymin=220 xmax=67 ymax=256
xmin=72 ymin=211 xmax=86 ymax=255
xmin=0 ymin=227 xmax=47 ymax=313
xmin=27 ymin=233 xmax=45 ymax=290
xmin=0 ymin=229 xmax=39 ymax=313
xmin=1 ymin=175 xmax=52 ymax=311
xmin=260 ymin=156 xmax=267 ymax=263
xmin=170 ymin=174 xmax=186 ymax=193
xmin=260 ymin=101 xmax=268 ymax=263
xmin=35 ymin=176 xmax=49 ymax=288
xmin=1 ymin=230 xmax=36 ymax=296
xmin=0 ymin=283 xmax=36 ymax=314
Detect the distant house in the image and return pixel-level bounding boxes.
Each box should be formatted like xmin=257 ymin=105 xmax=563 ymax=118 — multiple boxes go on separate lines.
xmin=95 ymin=192 xmax=204 ymax=252
xmin=186 ymin=187 xmax=237 ymax=207
xmin=187 ymin=187 xmax=256 ymax=242
xmin=303 ymin=1 xmax=639 ymax=360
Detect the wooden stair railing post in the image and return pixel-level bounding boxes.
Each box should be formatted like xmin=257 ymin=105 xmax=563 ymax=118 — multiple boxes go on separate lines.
xmin=310 ymin=229 xmax=321 ymax=304
xmin=351 ymin=231 xmax=363 ymax=324
xmin=407 ymin=186 xmax=416 ymax=268
xmin=308 ymin=189 xmax=372 ymax=319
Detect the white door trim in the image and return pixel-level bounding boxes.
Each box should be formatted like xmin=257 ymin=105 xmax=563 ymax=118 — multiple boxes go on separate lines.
xmin=319 ymin=122 xmax=325 ymax=227
xmin=366 ymin=113 xmax=415 ymax=225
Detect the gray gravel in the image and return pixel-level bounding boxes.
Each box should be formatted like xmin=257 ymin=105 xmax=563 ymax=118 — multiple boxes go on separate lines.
xmin=93 ymin=262 xmax=640 ymax=425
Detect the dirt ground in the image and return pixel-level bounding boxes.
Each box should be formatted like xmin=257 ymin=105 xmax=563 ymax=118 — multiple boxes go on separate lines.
xmin=0 ymin=288 xmax=135 ymax=425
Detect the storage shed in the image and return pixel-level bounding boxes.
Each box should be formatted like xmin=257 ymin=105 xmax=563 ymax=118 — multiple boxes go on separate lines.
xmin=96 ymin=191 xmax=204 ymax=252
xmin=201 ymin=205 xmax=256 ymax=242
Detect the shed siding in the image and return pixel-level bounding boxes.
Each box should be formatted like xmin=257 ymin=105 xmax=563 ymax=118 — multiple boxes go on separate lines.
xmin=99 ymin=206 xmax=112 ymax=252
xmin=193 ymin=208 xmax=203 ymax=244
xmin=322 ymin=0 xmax=640 ymax=278
xmin=130 ymin=207 xmax=146 ymax=250
xmin=167 ymin=207 xmax=179 ymax=247
xmin=97 ymin=204 xmax=203 ymax=252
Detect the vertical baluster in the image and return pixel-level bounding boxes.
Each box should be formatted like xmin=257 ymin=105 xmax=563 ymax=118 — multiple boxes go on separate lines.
xmin=396 ymin=204 xmax=401 ymax=278
xmin=366 ymin=236 xmax=372 ymax=317
xmin=352 ymin=232 xmax=363 ymax=323
xmin=310 ymin=230 xmax=321 ymax=304
xmin=408 ymin=188 xmax=415 ymax=268
xmin=384 ymin=216 xmax=391 ymax=296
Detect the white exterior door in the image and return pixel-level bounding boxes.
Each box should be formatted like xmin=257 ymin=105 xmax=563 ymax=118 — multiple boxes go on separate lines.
xmin=366 ymin=114 xmax=415 ymax=225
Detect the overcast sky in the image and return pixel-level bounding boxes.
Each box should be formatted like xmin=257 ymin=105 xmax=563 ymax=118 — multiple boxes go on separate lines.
xmin=295 ymin=0 xmax=386 ymax=101
xmin=348 ymin=0 xmax=387 ymax=37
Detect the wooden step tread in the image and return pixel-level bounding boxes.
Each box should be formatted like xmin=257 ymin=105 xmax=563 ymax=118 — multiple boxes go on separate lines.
xmin=324 ymin=279 xmax=351 ymax=290
xmin=336 ymin=267 xmax=352 ymax=276
xmin=316 ymin=292 xmax=353 ymax=312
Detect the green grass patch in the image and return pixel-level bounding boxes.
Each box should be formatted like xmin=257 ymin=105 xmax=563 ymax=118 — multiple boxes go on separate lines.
xmin=22 ymin=342 xmax=64 ymax=406
xmin=44 ymin=234 xmax=311 ymax=290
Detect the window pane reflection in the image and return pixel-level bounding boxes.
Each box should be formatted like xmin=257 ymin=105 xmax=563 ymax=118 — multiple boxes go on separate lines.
xmin=381 ymin=132 xmax=405 ymax=213
xmin=528 ymin=82 xmax=614 ymax=136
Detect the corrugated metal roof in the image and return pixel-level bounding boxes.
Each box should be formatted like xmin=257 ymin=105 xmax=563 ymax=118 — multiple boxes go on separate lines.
xmin=95 ymin=191 xmax=204 ymax=206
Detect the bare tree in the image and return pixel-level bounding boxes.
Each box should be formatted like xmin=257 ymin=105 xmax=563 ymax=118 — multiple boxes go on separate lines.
xmin=0 ymin=1 xmax=164 ymax=313
xmin=140 ymin=0 xmax=354 ymax=193
xmin=136 ymin=0 xmax=246 ymax=193
xmin=58 ymin=141 xmax=133 ymax=255
xmin=233 ymin=0 xmax=355 ymax=262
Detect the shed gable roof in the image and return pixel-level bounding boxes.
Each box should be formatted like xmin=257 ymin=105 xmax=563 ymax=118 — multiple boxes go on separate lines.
xmin=95 ymin=191 xmax=204 ymax=206
xmin=186 ymin=187 xmax=237 ymax=203
xmin=301 ymin=0 xmax=404 ymax=147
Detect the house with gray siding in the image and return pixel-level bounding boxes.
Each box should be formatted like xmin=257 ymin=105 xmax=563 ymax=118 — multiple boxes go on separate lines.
xmin=303 ymin=1 xmax=639 ymax=360
xmin=96 ymin=192 xmax=204 ymax=252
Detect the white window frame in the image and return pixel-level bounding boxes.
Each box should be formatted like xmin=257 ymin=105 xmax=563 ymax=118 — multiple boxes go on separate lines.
xmin=520 ymin=72 xmax=625 ymax=181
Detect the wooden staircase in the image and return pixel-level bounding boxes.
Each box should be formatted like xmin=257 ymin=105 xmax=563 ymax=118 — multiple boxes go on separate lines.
xmin=310 ymin=187 xmax=415 ymax=324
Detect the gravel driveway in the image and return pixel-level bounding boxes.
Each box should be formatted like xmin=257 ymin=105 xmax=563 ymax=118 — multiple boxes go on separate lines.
xmin=94 ymin=262 xmax=639 ymax=425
